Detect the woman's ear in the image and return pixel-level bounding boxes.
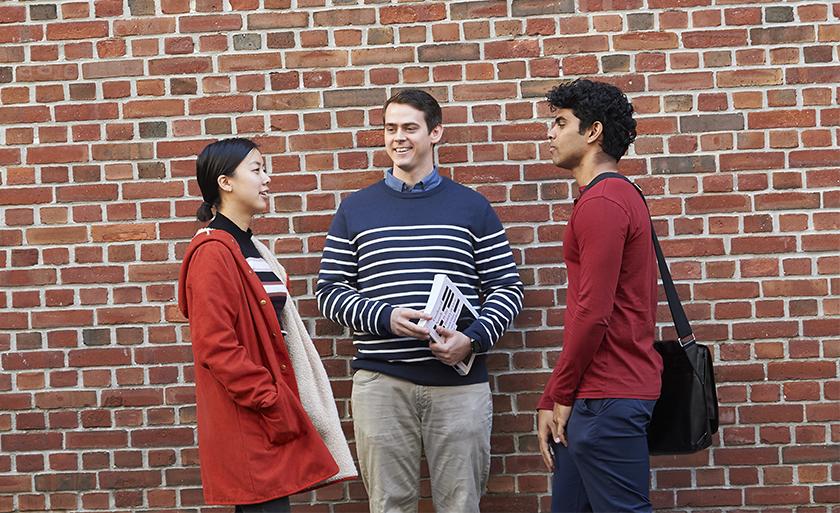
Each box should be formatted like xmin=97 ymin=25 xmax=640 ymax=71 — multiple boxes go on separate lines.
xmin=217 ymin=173 xmax=233 ymax=193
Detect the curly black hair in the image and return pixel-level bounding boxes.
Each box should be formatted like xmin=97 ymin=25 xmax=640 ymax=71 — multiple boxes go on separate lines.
xmin=546 ymin=79 xmax=637 ymax=161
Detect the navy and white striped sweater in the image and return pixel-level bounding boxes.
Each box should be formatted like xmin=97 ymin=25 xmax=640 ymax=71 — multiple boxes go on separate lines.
xmin=316 ymin=177 xmax=524 ymax=386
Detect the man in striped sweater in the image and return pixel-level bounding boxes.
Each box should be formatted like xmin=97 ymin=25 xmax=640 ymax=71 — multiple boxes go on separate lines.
xmin=316 ymin=89 xmax=523 ymax=513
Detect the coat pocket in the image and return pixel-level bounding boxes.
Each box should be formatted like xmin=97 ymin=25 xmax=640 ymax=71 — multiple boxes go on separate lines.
xmin=258 ymin=385 xmax=304 ymax=445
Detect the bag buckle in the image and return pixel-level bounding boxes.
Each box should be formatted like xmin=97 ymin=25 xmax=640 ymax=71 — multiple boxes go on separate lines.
xmin=679 ymin=333 xmax=696 ymax=347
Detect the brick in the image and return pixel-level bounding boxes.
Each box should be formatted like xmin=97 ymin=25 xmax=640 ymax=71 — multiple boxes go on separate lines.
xmin=179 ymin=14 xmax=242 ymax=33
xmin=188 ymin=95 xmax=253 ymax=114
xmin=0 ymin=475 xmax=31 ymax=493
xmin=491 ymin=123 xmax=547 ymax=142
xmin=285 ymin=49 xmax=347 ymax=68
xmin=418 ymin=43 xmax=480 ymax=62
xmin=0 ymin=186 xmax=53 ymax=206
xmin=544 ymin=35 xmax=609 ymax=55
xmin=748 ymin=110 xmax=816 ymax=129
xmin=2 ymin=433 xmax=63 ymax=451
xmin=218 ymin=53 xmax=281 ymax=72
xmin=786 ymin=65 xmax=839 ymax=84
xmin=351 ymin=47 xmax=414 ymax=66
xmin=751 ymin=25 xmax=815 ymax=45
xmin=680 ymin=113 xmax=744 ymax=133
xmin=451 ymin=1 xmax=508 ymax=20
xmin=97 ymin=306 xmax=160 ymax=324
xmin=650 ymin=156 xmax=716 ymax=175
xmin=755 ymin=193 xmax=821 ymax=211
xmin=454 ymin=82 xmax=517 ymax=101
xmin=123 ymin=99 xmax=184 ymax=118
xmin=512 ymin=0 xmax=573 ymax=15
xmin=46 ymin=21 xmax=109 ymax=40
xmin=676 ymin=488 xmax=742 ymax=507
xmin=25 ymin=226 xmax=88 ymax=245
xmin=614 ymin=32 xmax=679 ymax=50
xmin=98 ymin=470 xmax=161 ymax=489
xmin=247 ymin=12 xmax=308 ymax=30
xmin=16 ymin=64 xmax=78 ymax=82
xmin=68 ymin=348 xmax=131 ymax=367
xmin=789 ymin=149 xmax=840 ymax=168
xmin=380 ymin=3 xmax=446 ymax=24
xmin=114 ymin=18 xmax=175 ymax=36
xmin=148 ymin=57 xmax=212 ymax=75
xmin=323 ymin=88 xmax=385 ymax=108
xmin=649 ymin=72 xmax=714 ymax=91
xmin=313 ymin=8 xmax=375 ymax=26
xmin=130 ymin=428 xmax=194 ymax=447
xmin=91 ymin=143 xmax=153 ymax=161
xmin=485 ymin=40 xmax=540 ymax=59
xmin=2 ymin=351 xmax=64 ymax=370
xmin=34 ymin=390 xmax=95 ymax=410
xmin=34 ymin=473 xmax=96 ymax=492
xmin=55 ymin=104 xmax=120 ymax=125
xmin=682 ymin=29 xmax=748 ymax=48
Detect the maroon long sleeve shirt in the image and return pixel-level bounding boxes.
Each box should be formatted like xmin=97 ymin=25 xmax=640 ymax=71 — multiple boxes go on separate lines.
xmin=539 ymin=176 xmax=663 ymax=409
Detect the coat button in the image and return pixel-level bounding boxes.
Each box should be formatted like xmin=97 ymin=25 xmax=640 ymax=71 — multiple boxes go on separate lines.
xmin=260 ymin=299 xmax=267 ymax=305
xmin=280 ymin=364 xmax=287 ymax=370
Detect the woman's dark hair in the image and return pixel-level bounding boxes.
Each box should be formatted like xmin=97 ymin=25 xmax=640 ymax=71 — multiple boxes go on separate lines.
xmin=546 ymin=79 xmax=637 ymax=161
xmin=383 ymin=89 xmax=442 ymax=132
xmin=195 ymin=138 xmax=258 ymax=221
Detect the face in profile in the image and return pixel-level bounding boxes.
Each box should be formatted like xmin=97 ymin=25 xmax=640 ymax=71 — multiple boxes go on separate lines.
xmin=220 ymin=148 xmax=271 ymax=214
xmin=547 ymin=108 xmax=589 ymax=170
xmin=384 ymin=102 xmax=443 ymax=175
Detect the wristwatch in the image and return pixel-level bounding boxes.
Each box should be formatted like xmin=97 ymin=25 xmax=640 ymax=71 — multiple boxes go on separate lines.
xmin=469 ymin=338 xmax=481 ymax=354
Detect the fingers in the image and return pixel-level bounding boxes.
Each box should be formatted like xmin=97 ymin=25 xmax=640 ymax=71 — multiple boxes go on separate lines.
xmin=435 ymin=325 xmax=455 ymax=338
xmin=429 ymin=343 xmax=453 ymax=365
xmin=554 ymin=417 xmax=567 ymax=447
xmin=401 ymin=308 xmax=432 ymax=321
xmin=398 ymin=320 xmax=429 ymax=339
xmin=549 ymin=415 xmax=560 ymax=444
xmin=537 ymin=413 xmax=555 ymax=472
xmin=390 ymin=308 xmax=431 ymax=339
xmin=538 ymin=436 xmax=554 ymax=472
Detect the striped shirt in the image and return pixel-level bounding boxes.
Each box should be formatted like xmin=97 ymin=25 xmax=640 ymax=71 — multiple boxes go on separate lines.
xmin=209 ymin=213 xmax=288 ymax=335
xmin=316 ymin=177 xmax=523 ymax=386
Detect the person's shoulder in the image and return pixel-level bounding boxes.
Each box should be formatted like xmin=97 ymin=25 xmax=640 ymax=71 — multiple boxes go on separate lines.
xmin=588 ymin=175 xmax=637 ymax=196
xmin=190 ymin=237 xmax=235 ymax=263
xmin=581 ymin=176 xmax=640 ymax=206
xmin=443 ymin=177 xmax=491 ymax=207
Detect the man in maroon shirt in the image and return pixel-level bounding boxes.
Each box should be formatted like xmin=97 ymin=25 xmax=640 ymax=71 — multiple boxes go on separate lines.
xmin=536 ymin=79 xmax=663 ymax=513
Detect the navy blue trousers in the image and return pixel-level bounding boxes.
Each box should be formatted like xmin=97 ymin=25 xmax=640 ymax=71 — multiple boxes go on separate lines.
xmin=551 ymin=398 xmax=656 ymax=513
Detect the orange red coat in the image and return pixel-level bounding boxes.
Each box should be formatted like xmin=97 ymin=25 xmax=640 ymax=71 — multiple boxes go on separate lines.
xmin=178 ymin=230 xmax=339 ymax=505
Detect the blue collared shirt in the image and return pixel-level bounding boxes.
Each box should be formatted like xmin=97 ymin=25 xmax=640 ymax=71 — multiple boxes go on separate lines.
xmin=384 ymin=166 xmax=442 ymax=194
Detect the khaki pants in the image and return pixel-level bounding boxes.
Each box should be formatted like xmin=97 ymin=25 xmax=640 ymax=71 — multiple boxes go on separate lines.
xmin=351 ymin=370 xmax=493 ymax=513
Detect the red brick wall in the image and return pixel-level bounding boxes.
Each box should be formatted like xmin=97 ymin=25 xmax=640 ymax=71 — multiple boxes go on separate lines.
xmin=1 ymin=1 xmax=838 ymax=512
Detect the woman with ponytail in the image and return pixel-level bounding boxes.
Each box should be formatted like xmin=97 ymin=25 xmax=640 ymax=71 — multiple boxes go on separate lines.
xmin=177 ymin=138 xmax=356 ymax=512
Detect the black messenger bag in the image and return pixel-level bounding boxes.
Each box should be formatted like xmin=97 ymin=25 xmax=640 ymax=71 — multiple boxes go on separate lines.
xmin=584 ymin=172 xmax=719 ymax=455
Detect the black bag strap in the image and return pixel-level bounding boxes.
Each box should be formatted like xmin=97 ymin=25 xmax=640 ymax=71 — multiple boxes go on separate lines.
xmin=580 ymin=172 xmax=695 ymax=347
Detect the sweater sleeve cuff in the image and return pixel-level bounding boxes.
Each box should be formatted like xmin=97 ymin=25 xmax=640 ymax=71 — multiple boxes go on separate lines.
xmin=550 ymin=389 xmax=574 ymax=407
xmin=537 ymin=392 xmax=555 ymax=411
xmin=376 ymin=304 xmax=394 ymax=336
xmin=462 ymin=322 xmax=490 ymax=353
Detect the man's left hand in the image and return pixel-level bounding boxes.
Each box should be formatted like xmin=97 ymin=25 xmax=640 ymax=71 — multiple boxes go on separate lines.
xmin=431 ymin=326 xmax=472 ymax=365
xmin=552 ymin=403 xmax=573 ymax=447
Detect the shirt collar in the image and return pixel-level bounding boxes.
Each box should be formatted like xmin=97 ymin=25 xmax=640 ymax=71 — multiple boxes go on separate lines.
xmin=384 ymin=166 xmax=441 ymax=194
